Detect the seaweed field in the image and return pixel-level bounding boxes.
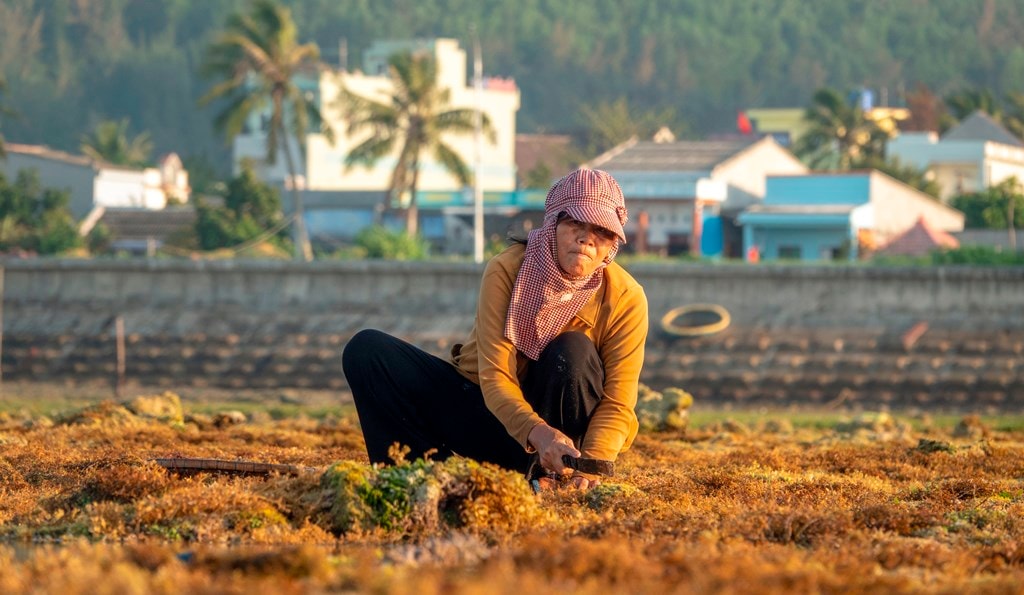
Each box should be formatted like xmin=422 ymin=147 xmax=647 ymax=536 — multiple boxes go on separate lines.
xmin=1 ymin=384 xmax=1023 ymax=594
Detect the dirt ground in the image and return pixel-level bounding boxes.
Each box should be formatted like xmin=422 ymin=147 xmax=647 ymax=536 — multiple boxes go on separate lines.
xmin=1 ymin=382 xmax=1023 ymax=594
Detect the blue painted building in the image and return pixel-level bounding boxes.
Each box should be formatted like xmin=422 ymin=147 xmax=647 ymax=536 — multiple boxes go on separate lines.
xmin=302 ymin=188 xmax=547 ymax=253
xmin=586 ymin=136 xmax=807 ymax=257
xmin=737 ymin=172 xmax=965 ymax=262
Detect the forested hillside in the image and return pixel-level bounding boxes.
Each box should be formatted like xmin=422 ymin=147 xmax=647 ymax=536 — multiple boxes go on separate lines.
xmin=3 ymin=0 xmax=1024 ymax=173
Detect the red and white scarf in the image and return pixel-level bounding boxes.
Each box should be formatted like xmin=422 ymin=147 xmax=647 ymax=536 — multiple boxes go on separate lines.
xmin=504 ymin=218 xmax=621 ymax=361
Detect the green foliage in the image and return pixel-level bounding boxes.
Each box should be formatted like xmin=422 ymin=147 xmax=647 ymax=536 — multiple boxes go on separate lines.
xmin=80 ymin=118 xmax=153 ymax=167
xmin=200 ymin=0 xmax=331 ymax=261
xmin=943 ymin=89 xmax=1024 ymax=139
xmin=944 ymin=88 xmax=1000 ymax=121
xmin=182 ymin=154 xmax=225 ymax=197
xmin=342 ymin=51 xmax=490 ymax=235
xmin=193 ymin=162 xmax=290 ymax=251
xmin=353 ymin=226 xmax=429 ymax=260
xmin=485 ymin=234 xmax=512 ymax=259
xmin=583 ymin=483 xmax=640 ymax=512
xmin=0 ymin=75 xmax=13 ymax=159
xmin=852 ymin=156 xmax=941 ymax=198
xmin=522 ymin=162 xmax=555 ymax=190
xmin=929 ymin=245 xmax=1024 ymax=265
xmin=36 ymin=206 xmax=82 ymax=254
xmin=578 ymin=98 xmax=679 ymax=156
xmin=794 ymin=88 xmax=890 ymax=170
xmin=319 ymin=456 xmax=547 ymax=535
xmin=874 ymin=245 xmax=1024 ymax=266
xmin=950 ymin=178 xmax=1024 ymax=229
xmin=6 ymin=0 xmax=1024 ymax=170
xmin=635 ymin=384 xmax=694 ymax=432
xmin=0 ymin=169 xmax=82 ymax=255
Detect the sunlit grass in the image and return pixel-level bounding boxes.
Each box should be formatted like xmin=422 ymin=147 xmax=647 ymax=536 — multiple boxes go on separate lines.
xmin=1 ymin=383 xmax=1023 ymax=593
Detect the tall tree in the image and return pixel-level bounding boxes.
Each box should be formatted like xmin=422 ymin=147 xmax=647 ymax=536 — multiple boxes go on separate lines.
xmin=942 ymin=88 xmax=1024 ymax=141
xmin=0 ymin=169 xmax=81 ymax=255
xmin=793 ymin=88 xmax=889 ymax=171
xmin=194 ymin=160 xmax=290 ymax=252
xmin=199 ymin=0 xmax=332 ymax=262
xmin=950 ymin=178 xmax=1024 ymax=232
xmin=1002 ymin=92 xmax=1024 ymax=142
xmin=341 ymin=51 xmax=492 ymax=236
xmin=578 ymin=98 xmax=678 ymax=157
xmin=944 ymin=88 xmax=1000 ymax=122
xmin=901 ymin=83 xmax=944 ymax=133
xmin=79 ymin=118 xmax=153 ymax=166
xmin=0 ymin=76 xmax=14 ymax=159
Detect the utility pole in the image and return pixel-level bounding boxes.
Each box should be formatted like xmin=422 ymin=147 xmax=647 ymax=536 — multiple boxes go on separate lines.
xmin=472 ymin=27 xmax=485 ymax=263
xmin=1010 ymin=194 xmax=1017 ymax=251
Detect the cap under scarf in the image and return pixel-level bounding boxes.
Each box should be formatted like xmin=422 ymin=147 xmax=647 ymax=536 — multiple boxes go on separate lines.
xmin=504 ymin=169 xmax=627 ymax=360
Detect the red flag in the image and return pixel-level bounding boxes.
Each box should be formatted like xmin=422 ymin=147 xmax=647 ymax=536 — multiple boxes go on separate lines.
xmin=737 ymin=111 xmax=753 ymax=135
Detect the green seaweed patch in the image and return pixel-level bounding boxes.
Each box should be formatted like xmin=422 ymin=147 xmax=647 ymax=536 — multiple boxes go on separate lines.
xmin=583 ymin=483 xmax=640 ymax=512
xmin=56 ymin=402 xmax=141 ymax=427
xmin=319 ymin=457 xmax=549 ymax=535
xmin=636 ymin=385 xmax=693 ymax=432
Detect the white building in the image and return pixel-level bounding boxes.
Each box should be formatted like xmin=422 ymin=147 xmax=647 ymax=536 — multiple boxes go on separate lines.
xmin=586 ymin=135 xmax=808 ymax=256
xmin=2 ymin=143 xmax=190 ymax=218
xmin=887 ymin=111 xmax=1024 ymax=202
xmin=232 ymin=38 xmax=521 ymax=234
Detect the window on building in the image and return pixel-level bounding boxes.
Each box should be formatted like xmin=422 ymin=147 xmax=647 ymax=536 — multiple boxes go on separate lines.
xmin=778 ymin=245 xmax=801 ymax=260
xmin=824 ymin=246 xmax=844 ymax=260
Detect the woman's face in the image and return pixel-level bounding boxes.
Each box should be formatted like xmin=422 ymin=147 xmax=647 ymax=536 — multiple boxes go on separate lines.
xmin=555 ymin=216 xmax=618 ymax=278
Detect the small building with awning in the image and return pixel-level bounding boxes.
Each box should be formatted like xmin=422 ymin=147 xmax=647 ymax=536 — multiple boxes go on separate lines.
xmin=585 ymin=135 xmax=807 ymax=257
xmin=737 ymin=171 xmax=965 ymax=261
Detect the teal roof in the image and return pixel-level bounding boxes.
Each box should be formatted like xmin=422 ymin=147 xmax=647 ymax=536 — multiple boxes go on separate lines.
xmin=764 ymin=173 xmax=871 ymax=206
xmin=737 ymin=204 xmax=854 ymax=227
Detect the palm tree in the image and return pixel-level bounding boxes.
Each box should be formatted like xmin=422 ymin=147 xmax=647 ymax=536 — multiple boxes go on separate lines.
xmin=944 ymin=88 xmax=1000 ymax=122
xmin=80 ymin=118 xmax=153 ymax=166
xmin=0 ymin=76 xmax=17 ymax=159
xmin=579 ymin=98 xmax=677 ymax=156
xmin=341 ymin=51 xmax=493 ymax=236
xmin=199 ymin=0 xmax=332 ymax=262
xmin=793 ymin=88 xmax=889 ymax=171
xmin=1001 ymin=92 xmax=1024 ymax=141
xmin=941 ymin=88 xmax=1024 ymax=141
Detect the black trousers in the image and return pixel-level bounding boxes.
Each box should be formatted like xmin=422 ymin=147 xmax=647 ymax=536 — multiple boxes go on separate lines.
xmin=342 ymin=329 xmax=604 ymax=474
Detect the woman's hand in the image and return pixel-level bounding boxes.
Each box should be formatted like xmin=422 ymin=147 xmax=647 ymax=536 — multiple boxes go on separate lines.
xmin=568 ymin=473 xmax=601 ymax=490
xmin=534 ymin=473 xmax=602 ymax=491
xmin=528 ymin=423 xmax=580 ymax=477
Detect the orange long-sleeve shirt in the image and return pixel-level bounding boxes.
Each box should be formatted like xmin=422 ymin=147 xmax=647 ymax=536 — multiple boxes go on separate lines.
xmin=451 ymin=243 xmax=648 ymax=462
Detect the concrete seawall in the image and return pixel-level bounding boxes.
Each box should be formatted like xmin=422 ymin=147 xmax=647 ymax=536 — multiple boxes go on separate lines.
xmin=5 ymin=259 xmax=1024 ymax=408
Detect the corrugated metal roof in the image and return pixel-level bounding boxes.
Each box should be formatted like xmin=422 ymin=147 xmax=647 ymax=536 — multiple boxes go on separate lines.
xmin=5 ymin=142 xmax=146 ymax=172
xmin=590 ymin=139 xmax=758 ymax=172
xmin=941 ymin=111 xmax=1024 ymax=147
xmin=99 ymin=207 xmax=197 ymax=242
xmin=6 ymin=143 xmax=97 ymax=168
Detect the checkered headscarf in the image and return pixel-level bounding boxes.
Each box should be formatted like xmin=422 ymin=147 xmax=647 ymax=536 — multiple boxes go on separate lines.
xmin=505 ymin=168 xmax=627 ymax=360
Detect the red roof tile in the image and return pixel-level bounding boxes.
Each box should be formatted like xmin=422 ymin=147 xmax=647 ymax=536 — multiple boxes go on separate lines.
xmin=879 ymin=216 xmax=959 ymax=256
